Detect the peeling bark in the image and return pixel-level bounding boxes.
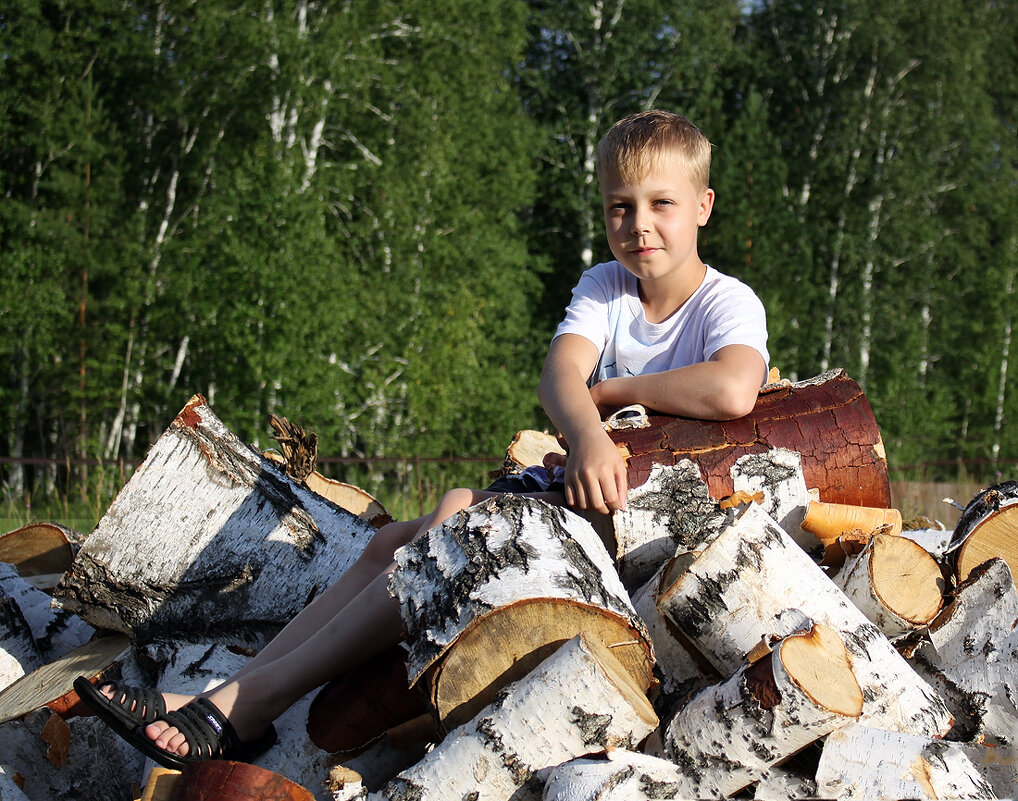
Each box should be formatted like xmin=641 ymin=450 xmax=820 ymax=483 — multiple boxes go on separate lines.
xmin=612 ymin=370 xmax=890 ymax=508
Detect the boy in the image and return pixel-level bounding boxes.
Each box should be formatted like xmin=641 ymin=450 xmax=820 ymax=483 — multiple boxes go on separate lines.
xmin=540 ymin=109 xmax=768 ymax=514
xmin=77 ymin=110 xmax=768 ymax=767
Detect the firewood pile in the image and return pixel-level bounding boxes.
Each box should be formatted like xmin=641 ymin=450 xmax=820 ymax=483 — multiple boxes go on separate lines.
xmin=2 ymin=370 xmax=1018 ymax=801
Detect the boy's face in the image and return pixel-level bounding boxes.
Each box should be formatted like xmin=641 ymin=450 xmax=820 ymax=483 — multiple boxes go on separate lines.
xmin=600 ymin=159 xmax=714 ymax=288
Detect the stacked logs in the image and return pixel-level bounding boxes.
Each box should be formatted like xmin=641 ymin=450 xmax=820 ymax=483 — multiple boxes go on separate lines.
xmin=1 ymin=372 xmax=1017 ymax=800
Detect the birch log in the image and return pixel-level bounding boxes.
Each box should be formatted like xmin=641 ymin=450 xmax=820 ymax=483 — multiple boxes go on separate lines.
xmin=610 ymin=370 xmax=891 ymax=508
xmin=0 ymin=563 xmax=93 ymax=662
xmin=171 ymin=761 xmax=315 ymax=801
xmin=730 ymin=448 xmax=814 ymax=551
xmin=663 ymin=623 xmax=863 ymax=798
xmin=913 ymin=558 xmax=1018 ymax=744
xmin=657 ymin=503 xmax=953 ymax=736
xmin=630 ymin=552 xmax=714 ymax=707
xmin=609 ymin=460 xmax=725 ymax=589
xmin=371 ymin=634 xmax=658 ymax=801
xmin=814 ymin=722 xmax=996 ymax=800
xmin=0 ymin=521 xmax=79 ymax=592
xmin=54 ymin=395 xmax=376 ymax=641
xmin=1 ymin=591 xmax=41 ymax=690
xmin=389 ymin=495 xmax=654 ymax=733
xmin=949 ymin=480 xmax=1018 ymax=584
xmin=540 ymin=751 xmax=688 ymax=801
xmin=832 ymin=533 xmax=945 ymax=639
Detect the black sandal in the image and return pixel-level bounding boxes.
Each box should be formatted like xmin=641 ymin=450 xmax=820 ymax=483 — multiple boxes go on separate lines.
xmin=130 ymin=696 xmax=277 ymax=770
xmin=73 ymin=677 xmax=166 ymax=738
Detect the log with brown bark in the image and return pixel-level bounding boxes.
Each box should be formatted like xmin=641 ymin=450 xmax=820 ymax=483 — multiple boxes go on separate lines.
xmin=609 ymin=369 xmax=891 ymax=508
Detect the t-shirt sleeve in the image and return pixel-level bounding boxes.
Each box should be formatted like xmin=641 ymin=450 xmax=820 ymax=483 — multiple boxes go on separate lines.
xmin=552 ymin=264 xmax=616 ymax=351
xmin=701 ymin=280 xmax=770 ymax=369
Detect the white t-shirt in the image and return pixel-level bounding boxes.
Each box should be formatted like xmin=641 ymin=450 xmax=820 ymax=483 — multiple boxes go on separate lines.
xmin=554 ymin=261 xmax=769 ymax=384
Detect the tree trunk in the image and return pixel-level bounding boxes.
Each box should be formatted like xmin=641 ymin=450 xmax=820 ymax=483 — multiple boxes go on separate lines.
xmin=663 ymin=624 xmax=862 ymax=798
xmin=657 ymin=503 xmax=953 ymax=736
xmin=541 ymin=751 xmax=687 ymax=801
xmin=608 ymin=460 xmax=725 ymax=589
xmin=611 ymin=369 xmax=891 ymax=508
xmin=0 ymin=563 xmax=93 ymax=664
xmin=629 ymin=552 xmax=715 ymax=708
xmin=814 ymin=722 xmax=995 ymax=800
xmin=54 ymin=395 xmax=376 ymax=641
xmin=389 ymin=495 xmax=653 ymax=734
xmin=371 ymin=634 xmax=658 ymax=801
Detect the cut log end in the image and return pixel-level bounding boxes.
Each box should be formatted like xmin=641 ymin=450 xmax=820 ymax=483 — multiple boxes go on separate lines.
xmin=778 ymin=624 xmax=863 ymax=719
xmin=426 ymin=599 xmax=653 ymax=732
xmin=955 ymin=507 xmax=1018 ymax=585
xmin=869 ymin=533 xmax=945 ymax=625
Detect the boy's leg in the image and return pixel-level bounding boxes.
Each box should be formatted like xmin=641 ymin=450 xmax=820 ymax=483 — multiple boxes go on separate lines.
xmin=138 ymin=486 xmax=568 ymax=757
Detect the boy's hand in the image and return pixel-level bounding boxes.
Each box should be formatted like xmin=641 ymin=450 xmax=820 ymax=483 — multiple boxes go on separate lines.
xmin=564 ymin=428 xmax=628 ymax=514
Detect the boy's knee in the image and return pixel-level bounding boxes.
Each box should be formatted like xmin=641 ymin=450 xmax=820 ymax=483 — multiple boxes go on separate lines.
xmin=361 ymin=521 xmax=415 ymax=567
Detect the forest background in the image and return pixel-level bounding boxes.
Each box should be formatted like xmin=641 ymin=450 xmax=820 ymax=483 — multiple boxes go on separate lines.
xmin=2 ymin=0 xmax=1016 ymax=525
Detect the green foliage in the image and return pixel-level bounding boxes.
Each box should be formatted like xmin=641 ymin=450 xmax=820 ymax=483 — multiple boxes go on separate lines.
xmin=3 ymin=0 xmax=1018 ymax=509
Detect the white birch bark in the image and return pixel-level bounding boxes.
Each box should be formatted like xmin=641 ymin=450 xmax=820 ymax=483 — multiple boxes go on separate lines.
xmin=913 ymin=558 xmax=1018 ymax=745
xmin=610 ymin=460 xmax=725 ymax=590
xmin=540 ymin=750 xmax=687 ymax=801
xmin=993 ymin=259 xmax=1015 ymax=464
xmin=0 ymin=765 xmax=32 ymax=801
xmin=730 ymin=448 xmax=814 ymax=551
xmin=630 ymin=553 xmax=713 ymax=704
xmin=663 ymin=625 xmax=862 ymax=798
xmin=0 ymin=564 xmax=93 ymax=663
xmin=657 ymin=503 xmax=953 ymax=736
xmin=815 ymin=722 xmax=996 ymax=800
xmin=55 ymin=396 xmax=375 ymax=640
xmin=0 ymin=592 xmax=41 ymax=691
xmin=388 ymin=494 xmax=651 ymax=708
xmin=371 ymin=634 xmax=658 ymax=801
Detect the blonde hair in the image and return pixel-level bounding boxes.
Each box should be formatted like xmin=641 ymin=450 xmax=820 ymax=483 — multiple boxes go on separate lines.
xmin=596 ymin=110 xmax=712 ymax=191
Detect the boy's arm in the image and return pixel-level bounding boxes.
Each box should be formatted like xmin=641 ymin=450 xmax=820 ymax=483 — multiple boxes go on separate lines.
xmin=589 ymin=344 xmax=766 ymax=420
xmin=537 ymin=334 xmax=629 ymax=514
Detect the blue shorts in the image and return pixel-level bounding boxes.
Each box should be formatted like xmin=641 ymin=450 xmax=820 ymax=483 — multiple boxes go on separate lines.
xmin=485 ymin=464 xmax=566 ymax=495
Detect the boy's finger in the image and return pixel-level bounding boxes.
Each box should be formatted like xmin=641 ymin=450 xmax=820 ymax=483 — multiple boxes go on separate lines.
xmin=615 ymin=470 xmax=628 ymax=512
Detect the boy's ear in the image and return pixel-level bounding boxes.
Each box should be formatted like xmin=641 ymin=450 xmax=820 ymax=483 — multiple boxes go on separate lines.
xmin=697 ymin=188 xmax=716 ymax=227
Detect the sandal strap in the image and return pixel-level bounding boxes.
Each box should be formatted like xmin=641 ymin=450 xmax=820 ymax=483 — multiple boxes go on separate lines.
xmin=161 ymin=697 xmax=241 ymax=760
xmin=108 ymin=683 xmax=165 ymax=724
